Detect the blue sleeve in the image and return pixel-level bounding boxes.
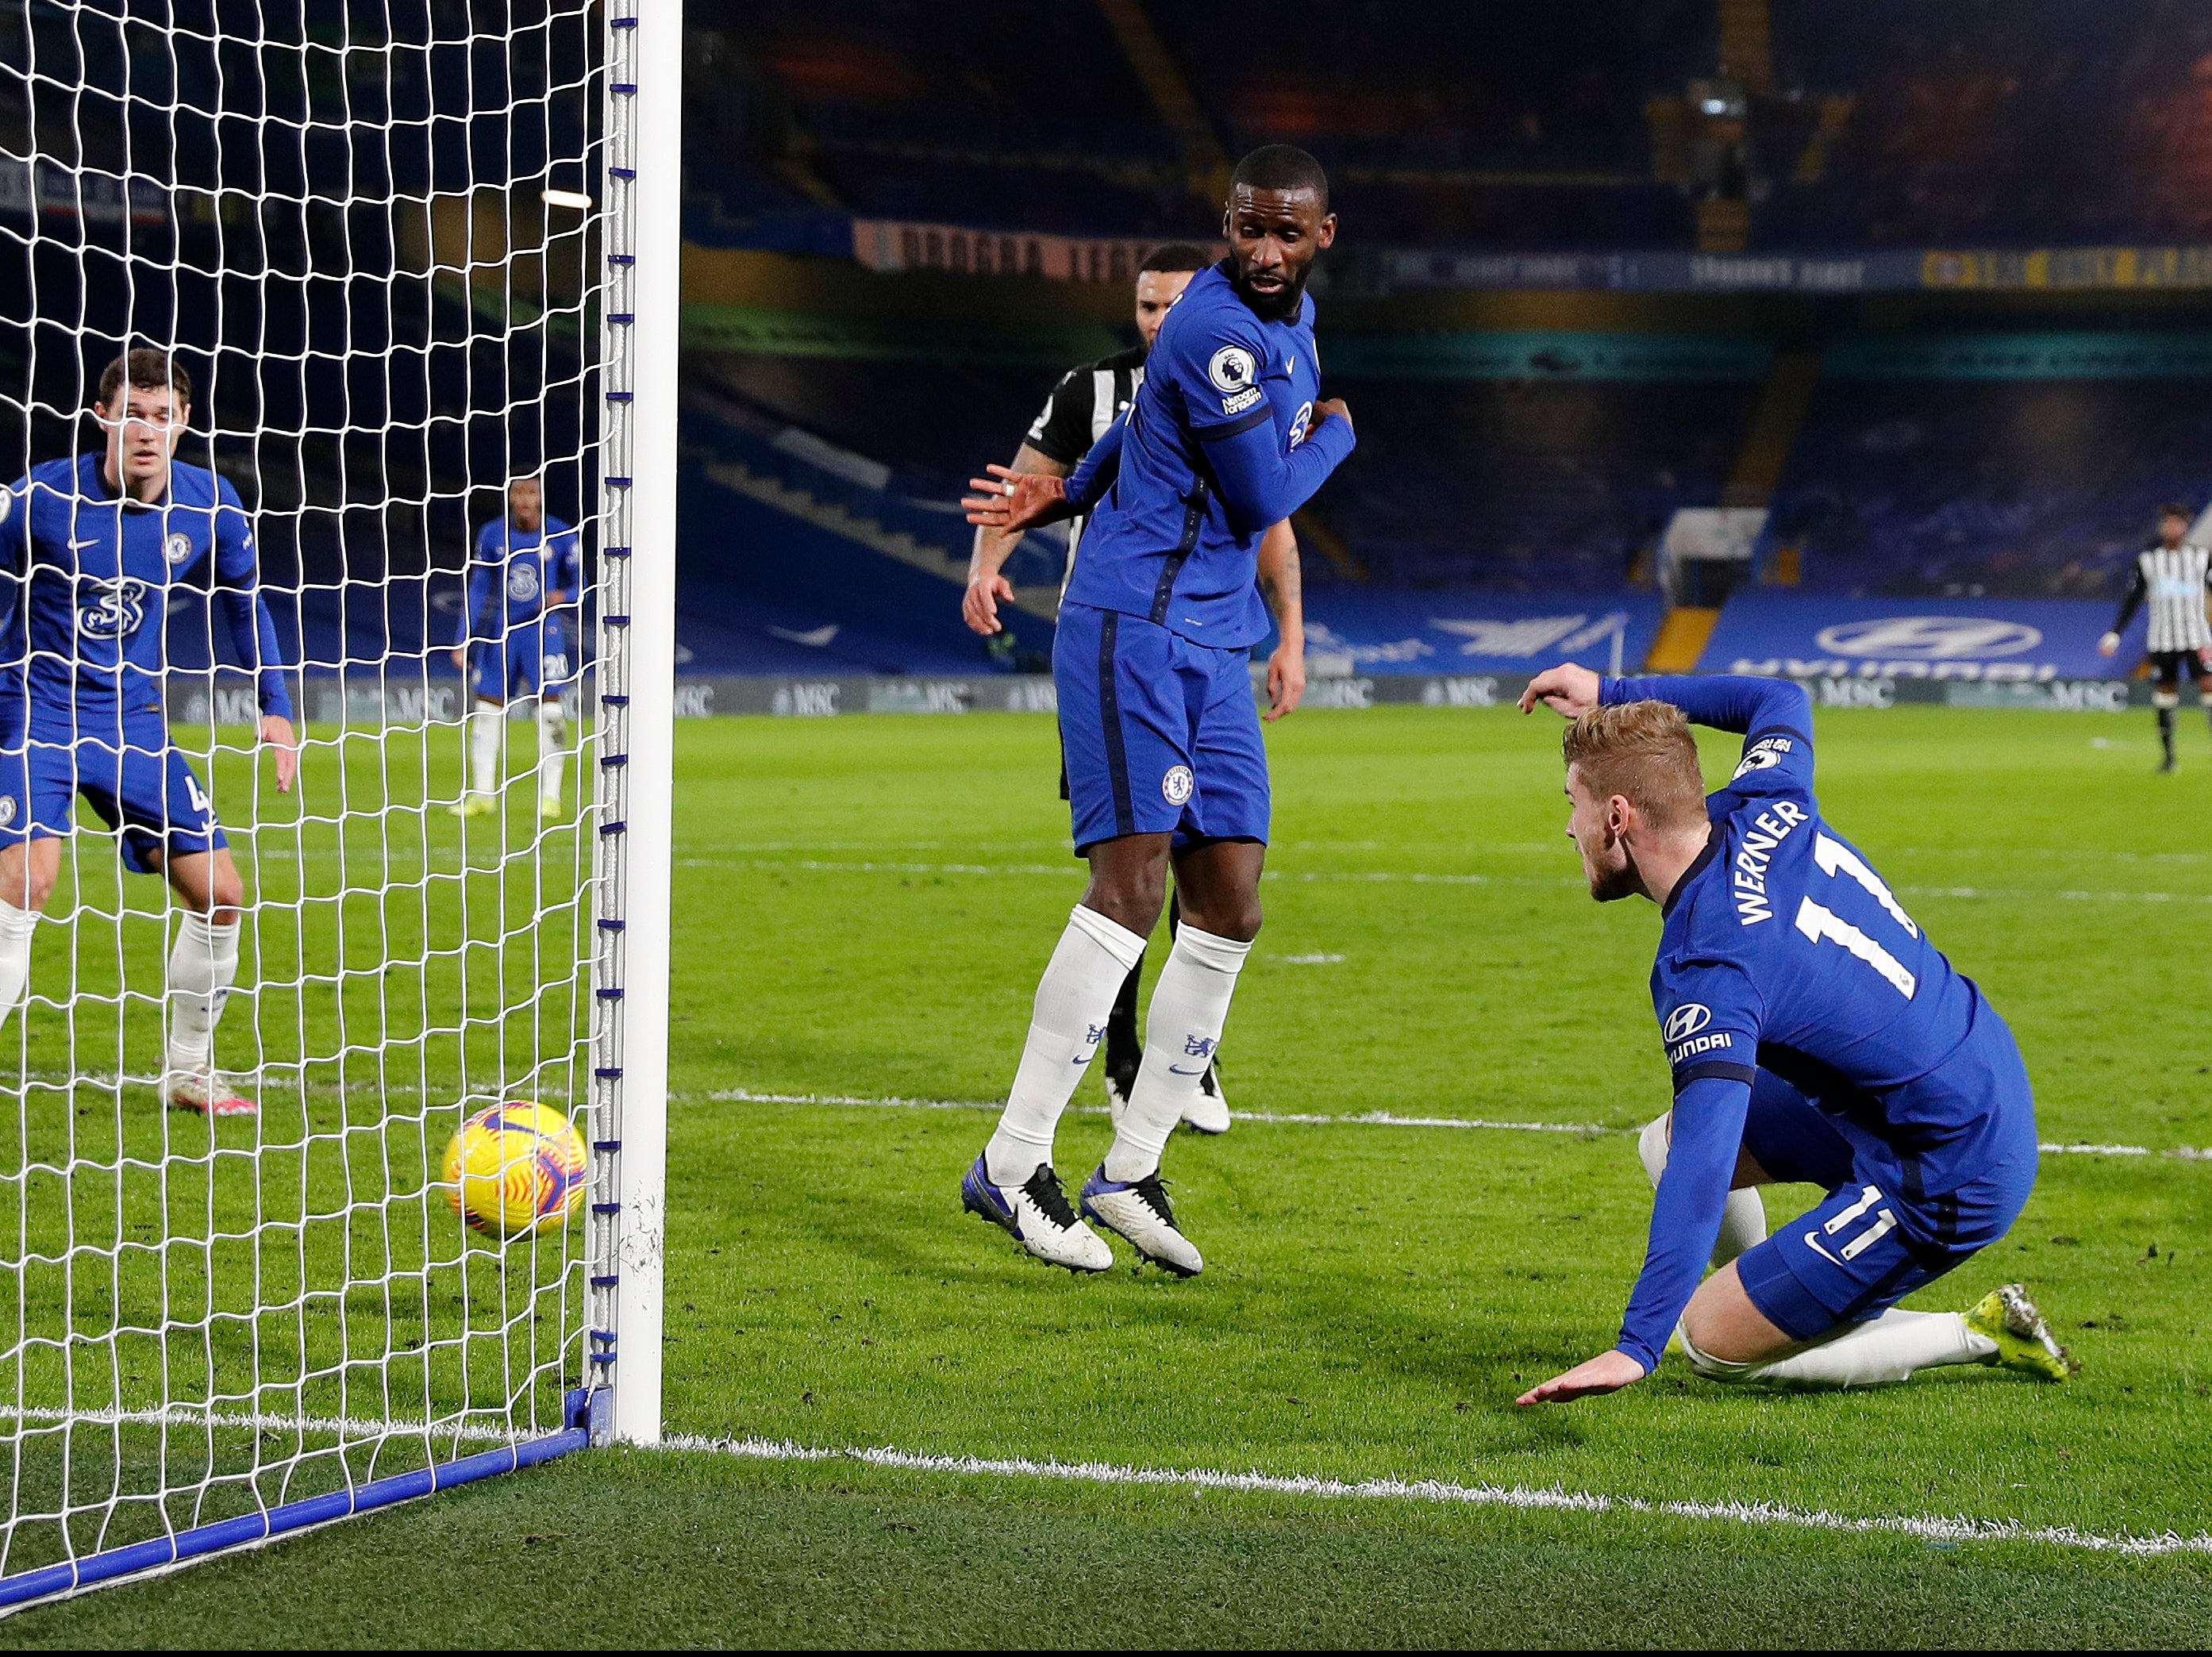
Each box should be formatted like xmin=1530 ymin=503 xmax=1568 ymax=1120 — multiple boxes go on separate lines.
xmin=211 ymin=486 xmax=292 ymax=721
xmin=1600 ymin=673 xmax=1812 ymax=741
xmin=552 ymin=523 xmax=580 ymax=596
xmin=458 ymin=526 xmax=497 ymax=645
xmin=0 ymin=479 xmax=26 ymax=574
xmin=1617 ymin=1071 xmax=1753 ymax=1372
xmin=1199 ymin=409 xmax=1355 ymax=536
xmin=1062 ymin=415 xmax=1125 ymax=516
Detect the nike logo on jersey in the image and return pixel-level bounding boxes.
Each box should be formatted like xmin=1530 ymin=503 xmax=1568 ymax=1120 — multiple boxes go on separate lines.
xmin=69 ymin=537 xmax=101 ymax=550
xmin=1168 ymin=1063 xmax=1208 ymax=1075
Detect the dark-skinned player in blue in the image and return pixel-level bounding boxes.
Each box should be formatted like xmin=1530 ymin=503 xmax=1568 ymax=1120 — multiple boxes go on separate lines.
xmin=0 ymin=348 xmax=298 ymax=1116
xmin=1513 ymin=664 xmax=2074 ymax=1399
xmin=957 ymin=145 xmax=1354 ymax=1277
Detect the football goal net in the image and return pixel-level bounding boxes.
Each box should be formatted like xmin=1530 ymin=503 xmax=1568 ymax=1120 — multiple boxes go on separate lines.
xmin=0 ymin=0 xmax=675 ymax=1605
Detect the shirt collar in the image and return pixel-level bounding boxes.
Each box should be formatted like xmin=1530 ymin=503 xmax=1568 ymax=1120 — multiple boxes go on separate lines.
xmin=1660 ymin=824 xmax=1722 ymax=921
xmin=76 ymin=452 xmax=169 ymax=510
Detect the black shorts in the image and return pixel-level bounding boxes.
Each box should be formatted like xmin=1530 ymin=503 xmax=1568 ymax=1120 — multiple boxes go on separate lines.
xmin=2150 ymin=649 xmax=2210 ymax=689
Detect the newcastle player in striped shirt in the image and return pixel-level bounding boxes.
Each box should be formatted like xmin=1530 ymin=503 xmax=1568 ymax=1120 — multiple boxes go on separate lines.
xmin=2099 ymin=503 xmax=2212 ymax=773
xmin=964 ymin=244 xmax=1310 ymax=1135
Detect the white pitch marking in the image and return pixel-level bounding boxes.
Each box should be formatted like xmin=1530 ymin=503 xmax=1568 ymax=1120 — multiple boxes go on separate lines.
xmin=690 ymin=856 xmax=2212 ymax=907
xmin=700 ymin=1087 xmax=1619 ymax=1135
xmin=695 ymin=1088 xmax=2212 ymax=1160
xmin=660 ymin=1434 xmax=2212 ymax=1559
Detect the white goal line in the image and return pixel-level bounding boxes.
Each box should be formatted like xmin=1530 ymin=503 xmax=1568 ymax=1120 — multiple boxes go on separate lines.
xmin=662 ymin=1433 xmax=2212 ymax=1559
xmin=694 ymin=1088 xmax=2212 ymax=1161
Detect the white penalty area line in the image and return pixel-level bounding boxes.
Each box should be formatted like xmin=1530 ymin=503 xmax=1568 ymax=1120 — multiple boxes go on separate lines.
xmin=696 ymin=1087 xmax=1618 ymax=1136
xmin=692 ymin=855 xmax=2212 ymax=907
xmin=663 ymin=1433 xmax=2212 ymax=1559
xmin=698 ymin=1087 xmax=2212 ymax=1162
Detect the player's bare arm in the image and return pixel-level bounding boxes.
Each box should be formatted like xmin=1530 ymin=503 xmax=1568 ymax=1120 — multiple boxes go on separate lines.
xmin=1257 ymin=520 xmax=1304 ymax=721
xmin=964 ymin=443 xmax=1068 ymax=636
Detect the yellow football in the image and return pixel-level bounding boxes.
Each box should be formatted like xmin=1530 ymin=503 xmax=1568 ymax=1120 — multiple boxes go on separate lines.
xmin=441 ymin=1101 xmax=588 ymax=1237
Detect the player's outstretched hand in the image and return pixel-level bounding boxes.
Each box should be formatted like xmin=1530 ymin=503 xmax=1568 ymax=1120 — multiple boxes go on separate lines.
xmin=964 ymin=571 xmax=1014 ymax=636
xmin=1518 ymin=663 xmax=1603 ymax=718
xmin=261 ymin=714 xmax=299 ymax=794
xmin=1516 ymin=1348 xmax=1647 ymax=1406
xmin=2097 ymin=631 xmax=2121 ymax=658
xmin=963 ymin=466 xmax=1067 ymax=532
xmin=1264 ymin=637 xmax=1306 ymax=722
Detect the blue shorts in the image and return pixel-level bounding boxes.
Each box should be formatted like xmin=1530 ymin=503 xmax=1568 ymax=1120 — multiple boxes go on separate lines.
xmin=1052 ymin=602 xmax=1268 ymax=854
xmin=1733 ymin=1044 xmax=2038 ymax=1341
xmin=468 ymin=623 xmax=570 ymax=702
xmin=0 ymin=713 xmax=227 ymax=875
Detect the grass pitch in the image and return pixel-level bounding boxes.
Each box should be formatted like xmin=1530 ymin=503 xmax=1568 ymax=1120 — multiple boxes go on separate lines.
xmin=7 ymin=701 xmax=2212 ymax=1647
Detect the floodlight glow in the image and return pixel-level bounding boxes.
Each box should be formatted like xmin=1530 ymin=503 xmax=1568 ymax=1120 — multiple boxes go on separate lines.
xmin=541 ymin=187 xmax=593 ymax=210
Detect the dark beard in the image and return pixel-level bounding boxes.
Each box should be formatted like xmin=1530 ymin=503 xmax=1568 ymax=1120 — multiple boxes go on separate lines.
xmin=1587 ymin=860 xmax=1640 ymax=903
xmin=1233 ymin=261 xmax=1308 ymax=321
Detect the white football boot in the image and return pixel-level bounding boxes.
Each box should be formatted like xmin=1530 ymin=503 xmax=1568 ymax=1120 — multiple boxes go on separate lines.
xmin=161 ymin=1070 xmax=258 ymax=1117
xmin=1181 ymin=1062 xmax=1229 ymax=1135
xmin=1080 ymin=1166 xmax=1202 ymax=1277
xmin=961 ymin=1154 xmax=1113 ymax=1273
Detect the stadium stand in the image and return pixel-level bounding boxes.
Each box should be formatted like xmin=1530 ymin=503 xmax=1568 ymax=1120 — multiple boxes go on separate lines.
xmin=1762 ymin=375 xmax=2212 ymax=597
xmin=1321 ymin=377 xmax=1759 ymax=591
xmin=1760 ymin=0 xmax=2212 ymax=248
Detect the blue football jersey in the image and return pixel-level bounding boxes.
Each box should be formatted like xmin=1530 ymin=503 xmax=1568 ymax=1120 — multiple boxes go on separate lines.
xmin=0 ymin=454 xmax=290 ymax=725
xmin=1627 ymin=674 xmax=2012 ymax=1182
xmin=1602 ymin=674 xmax=2033 ymax=1368
xmin=456 ymin=515 xmax=580 ymax=643
xmin=1060 ymin=262 xmax=1348 ymax=650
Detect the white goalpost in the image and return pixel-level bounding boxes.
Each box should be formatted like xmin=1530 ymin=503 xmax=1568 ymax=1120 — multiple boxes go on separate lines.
xmin=0 ymin=0 xmax=676 ymax=1605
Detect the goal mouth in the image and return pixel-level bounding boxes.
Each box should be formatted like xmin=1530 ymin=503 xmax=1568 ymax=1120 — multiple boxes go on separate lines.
xmin=0 ymin=0 xmax=677 ymax=1605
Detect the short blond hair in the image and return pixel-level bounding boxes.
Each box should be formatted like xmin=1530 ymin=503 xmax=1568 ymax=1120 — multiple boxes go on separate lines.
xmin=1562 ymin=701 xmax=1706 ymax=832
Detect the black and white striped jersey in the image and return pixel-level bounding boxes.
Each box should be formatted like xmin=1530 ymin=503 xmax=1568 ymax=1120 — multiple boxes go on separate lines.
xmin=2112 ymin=544 xmax=2212 ymax=652
xmin=1025 ymin=345 xmax=1145 ymax=592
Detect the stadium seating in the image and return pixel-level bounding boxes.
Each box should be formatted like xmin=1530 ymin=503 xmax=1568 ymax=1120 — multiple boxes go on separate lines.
xmin=1760 ymin=0 xmax=2212 ymax=249
xmin=1763 ymin=376 xmax=2212 ymax=596
xmin=1321 ymin=377 xmax=1757 ymax=592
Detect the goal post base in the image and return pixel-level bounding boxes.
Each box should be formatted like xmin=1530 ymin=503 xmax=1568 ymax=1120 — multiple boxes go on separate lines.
xmin=0 ymin=1393 xmax=606 ymax=1613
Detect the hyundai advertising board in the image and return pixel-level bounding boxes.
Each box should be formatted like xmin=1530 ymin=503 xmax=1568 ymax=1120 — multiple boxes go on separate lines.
xmin=1291 ymin=590 xmax=1666 ymax=676
xmin=1695 ymin=592 xmax=2122 ymax=681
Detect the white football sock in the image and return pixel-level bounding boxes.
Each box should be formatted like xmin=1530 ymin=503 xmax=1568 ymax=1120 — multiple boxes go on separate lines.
xmin=0 ymin=899 xmax=38 ymax=1029
xmin=469 ymin=699 xmax=502 ymax=796
xmin=537 ymin=700 xmax=567 ymax=803
xmin=1638 ymin=1110 xmax=1766 ymax=1268
xmin=1103 ymin=925 xmax=1249 ymax=1183
xmin=1683 ymin=1307 xmax=1995 ymax=1389
xmin=984 ymin=905 xmax=1148 ymax=1186
xmin=166 ymin=910 xmax=241 ymax=1074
